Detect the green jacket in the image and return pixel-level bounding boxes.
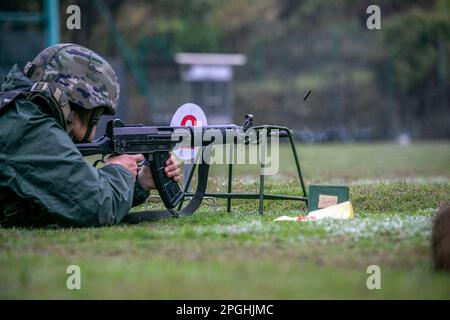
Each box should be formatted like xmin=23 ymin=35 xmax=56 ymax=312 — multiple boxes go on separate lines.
xmin=0 ymin=65 xmax=149 ymax=227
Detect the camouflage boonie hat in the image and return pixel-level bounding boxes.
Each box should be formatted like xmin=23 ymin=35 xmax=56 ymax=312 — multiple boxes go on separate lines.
xmin=24 ymin=43 xmax=119 ymax=115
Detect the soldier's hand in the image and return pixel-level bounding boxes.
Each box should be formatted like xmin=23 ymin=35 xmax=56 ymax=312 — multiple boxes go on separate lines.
xmin=105 ymin=154 xmax=144 ymax=179
xmin=164 ymin=154 xmax=182 ymax=182
xmin=137 ymin=154 xmax=182 ymax=191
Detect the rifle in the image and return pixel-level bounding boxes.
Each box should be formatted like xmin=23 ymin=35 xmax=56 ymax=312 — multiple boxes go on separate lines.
xmin=76 ymin=114 xmax=255 ymax=223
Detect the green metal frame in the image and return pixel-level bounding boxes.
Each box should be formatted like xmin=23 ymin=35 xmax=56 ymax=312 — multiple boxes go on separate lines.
xmin=178 ymin=125 xmax=308 ymax=214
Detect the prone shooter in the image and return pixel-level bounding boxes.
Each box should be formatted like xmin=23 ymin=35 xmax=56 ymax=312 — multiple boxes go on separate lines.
xmin=0 ymin=43 xmax=182 ymax=227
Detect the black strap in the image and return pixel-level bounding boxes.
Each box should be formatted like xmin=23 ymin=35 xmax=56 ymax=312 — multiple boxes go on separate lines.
xmin=122 ymin=147 xmax=211 ymax=223
xmin=80 ymin=108 xmax=103 ymax=142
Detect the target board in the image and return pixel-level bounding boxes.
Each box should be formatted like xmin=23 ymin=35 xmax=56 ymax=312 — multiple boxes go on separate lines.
xmin=170 ymin=103 xmax=207 ymax=160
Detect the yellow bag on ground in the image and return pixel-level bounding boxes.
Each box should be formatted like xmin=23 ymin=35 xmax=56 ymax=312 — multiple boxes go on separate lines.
xmin=273 ymin=201 xmax=354 ymax=221
xmin=308 ymin=201 xmax=354 ymax=220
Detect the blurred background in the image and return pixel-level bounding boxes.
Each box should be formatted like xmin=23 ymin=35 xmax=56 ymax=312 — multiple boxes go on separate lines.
xmin=0 ymin=0 xmax=449 ymax=141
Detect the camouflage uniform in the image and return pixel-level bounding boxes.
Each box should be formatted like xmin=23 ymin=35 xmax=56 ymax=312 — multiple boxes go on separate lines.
xmin=0 ymin=44 xmax=149 ymax=227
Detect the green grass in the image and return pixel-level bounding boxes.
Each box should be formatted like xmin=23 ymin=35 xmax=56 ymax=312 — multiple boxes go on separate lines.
xmin=1 ymin=142 xmax=450 ymax=299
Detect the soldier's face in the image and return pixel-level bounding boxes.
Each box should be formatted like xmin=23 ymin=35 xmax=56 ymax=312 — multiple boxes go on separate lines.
xmin=72 ymin=112 xmax=97 ymax=142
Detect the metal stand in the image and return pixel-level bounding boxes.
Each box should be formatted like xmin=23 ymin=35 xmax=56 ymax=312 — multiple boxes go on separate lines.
xmin=178 ymin=125 xmax=308 ymax=214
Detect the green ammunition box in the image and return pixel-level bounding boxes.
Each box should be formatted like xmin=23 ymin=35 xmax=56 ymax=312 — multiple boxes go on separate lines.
xmin=307 ymin=185 xmax=349 ymax=212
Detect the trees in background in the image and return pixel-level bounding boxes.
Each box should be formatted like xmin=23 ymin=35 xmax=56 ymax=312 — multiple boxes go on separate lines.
xmin=1 ymin=0 xmax=448 ymax=139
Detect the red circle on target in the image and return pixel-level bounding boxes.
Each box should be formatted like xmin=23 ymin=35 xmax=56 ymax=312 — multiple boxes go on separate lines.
xmin=181 ymin=115 xmax=197 ymax=126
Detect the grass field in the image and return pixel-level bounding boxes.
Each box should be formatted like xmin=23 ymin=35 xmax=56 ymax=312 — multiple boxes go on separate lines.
xmin=1 ymin=141 xmax=449 ymax=299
